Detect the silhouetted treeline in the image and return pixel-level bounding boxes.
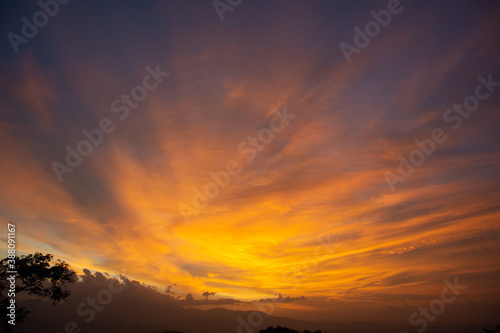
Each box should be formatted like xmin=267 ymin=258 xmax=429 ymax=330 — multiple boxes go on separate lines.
xmin=483 ymin=324 xmax=500 ymax=333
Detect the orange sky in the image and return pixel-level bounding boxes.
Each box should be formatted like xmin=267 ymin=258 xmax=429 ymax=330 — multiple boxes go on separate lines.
xmin=1 ymin=0 xmax=500 ymax=321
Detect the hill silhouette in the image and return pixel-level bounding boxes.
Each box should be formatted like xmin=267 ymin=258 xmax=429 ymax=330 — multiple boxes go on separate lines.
xmin=259 ymin=326 xmax=323 ymax=333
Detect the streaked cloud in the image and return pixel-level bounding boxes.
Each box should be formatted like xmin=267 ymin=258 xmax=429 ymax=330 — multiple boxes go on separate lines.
xmin=0 ymin=1 xmax=499 ymax=326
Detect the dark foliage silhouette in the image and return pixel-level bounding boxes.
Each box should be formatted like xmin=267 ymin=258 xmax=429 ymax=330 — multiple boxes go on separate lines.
xmin=202 ymin=291 xmax=216 ymax=300
xmin=483 ymin=324 xmax=500 ymax=333
xmin=0 ymin=252 xmax=76 ymax=332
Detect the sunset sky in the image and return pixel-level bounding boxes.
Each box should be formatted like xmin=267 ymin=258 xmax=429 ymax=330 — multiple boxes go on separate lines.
xmin=1 ymin=0 xmax=500 ymax=328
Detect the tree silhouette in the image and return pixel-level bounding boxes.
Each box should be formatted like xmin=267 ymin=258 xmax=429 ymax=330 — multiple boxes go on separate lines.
xmin=483 ymin=324 xmax=500 ymax=333
xmin=0 ymin=253 xmax=76 ymax=332
xmin=202 ymin=291 xmax=216 ymax=300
